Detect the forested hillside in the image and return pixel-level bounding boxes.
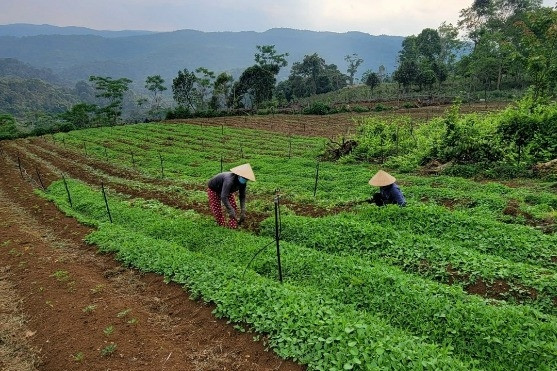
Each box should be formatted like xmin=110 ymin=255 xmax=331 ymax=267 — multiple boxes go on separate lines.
xmin=0 ymin=76 xmax=77 ymax=116
xmin=0 ymin=26 xmax=403 ymax=85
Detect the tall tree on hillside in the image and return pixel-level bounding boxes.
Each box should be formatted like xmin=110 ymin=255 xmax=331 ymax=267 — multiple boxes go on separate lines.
xmin=514 ymin=6 xmax=557 ymax=99
xmin=279 ymin=53 xmax=348 ymax=100
xmin=172 ymin=68 xmax=196 ymax=110
xmin=291 ymin=53 xmax=327 ymax=95
xmin=437 ymin=22 xmax=465 ymax=78
xmin=362 ymin=71 xmax=381 ymax=95
xmin=234 ymin=64 xmax=279 ymax=109
xmin=145 ymin=75 xmax=166 ymax=111
xmin=255 ymin=45 xmax=289 ymax=68
xmin=233 ymin=45 xmax=289 ymax=109
xmin=212 ymin=72 xmax=234 ymax=111
xmin=345 ymin=53 xmax=364 ymax=85
xmin=457 ymin=0 xmax=544 ymax=91
xmin=195 ymin=67 xmax=215 ymax=111
xmin=89 ymin=75 xmax=132 ymax=125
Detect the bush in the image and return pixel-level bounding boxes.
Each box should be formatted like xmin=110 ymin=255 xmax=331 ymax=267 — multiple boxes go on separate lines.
xmin=303 ymin=101 xmax=331 ymax=115
xmin=165 ymin=106 xmax=191 ymax=119
xmin=373 ymin=103 xmax=390 ymax=112
xmin=351 ymin=105 xmax=369 ymax=113
xmin=0 ymin=113 xmax=18 ymax=140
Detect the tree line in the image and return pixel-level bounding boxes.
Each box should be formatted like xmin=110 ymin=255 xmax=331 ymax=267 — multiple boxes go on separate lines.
xmin=1 ymin=0 xmax=556 ymax=139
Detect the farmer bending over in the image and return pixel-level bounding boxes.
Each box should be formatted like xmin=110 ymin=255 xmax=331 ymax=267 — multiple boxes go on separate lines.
xmin=369 ymin=170 xmax=406 ymax=207
xmin=207 ymin=163 xmax=256 ymax=228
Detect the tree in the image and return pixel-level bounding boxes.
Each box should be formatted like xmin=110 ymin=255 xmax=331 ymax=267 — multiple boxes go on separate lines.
xmin=514 ymin=7 xmax=557 ymax=99
xmin=145 ymin=75 xmax=166 ymax=111
xmin=345 ymin=53 xmax=364 ymax=85
xmin=291 ymin=53 xmax=327 ymax=95
xmin=286 ymin=53 xmax=348 ymax=98
xmin=88 ymin=75 xmax=132 ymax=125
xmin=195 ymin=67 xmax=216 ymax=111
xmin=234 ymin=64 xmax=279 ymax=109
xmin=415 ymin=28 xmax=442 ymax=62
xmin=255 ymin=45 xmax=289 ymax=68
xmin=363 ymin=71 xmax=381 ymax=95
xmin=212 ymin=72 xmax=234 ymax=111
xmin=60 ymin=103 xmax=97 ymax=129
xmin=233 ymin=45 xmax=289 ymax=109
xmin=172 ymin=68 xmax=196 ymax=109
xmin=393 ymin=60 xmax=419 ymax=92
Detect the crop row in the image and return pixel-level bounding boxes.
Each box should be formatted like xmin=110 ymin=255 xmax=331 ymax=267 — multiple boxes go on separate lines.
xmin=42 ymin=179 xmax=476 ymax=370
xmin=260 ymin=211 xmax=557 ymax=315
xmin=42 ymin=179 xmax=557 ymax=370
xmin=50 ymin=123 xmax=557 ymax=225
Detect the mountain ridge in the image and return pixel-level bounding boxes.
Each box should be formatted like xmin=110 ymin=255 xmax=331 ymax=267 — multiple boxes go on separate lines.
xmin=0 ymin=24 xmax=403 ymax=88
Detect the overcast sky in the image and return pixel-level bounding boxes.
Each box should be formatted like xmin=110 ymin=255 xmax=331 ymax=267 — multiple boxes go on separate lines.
xmin=0 ymin=0 xmax=555 ymax=36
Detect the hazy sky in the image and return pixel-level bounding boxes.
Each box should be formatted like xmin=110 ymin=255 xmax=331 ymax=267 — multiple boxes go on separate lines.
xmin=1 ymin=0 xmax=556 ymax=36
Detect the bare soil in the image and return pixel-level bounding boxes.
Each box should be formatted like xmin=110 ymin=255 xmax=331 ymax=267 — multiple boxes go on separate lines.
xmin=171 ymin=102 xmax=509 ymax=139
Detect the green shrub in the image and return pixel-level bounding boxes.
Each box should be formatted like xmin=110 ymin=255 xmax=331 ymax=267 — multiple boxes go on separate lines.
xmin=303 ymin=101 xmax=331 ymax=115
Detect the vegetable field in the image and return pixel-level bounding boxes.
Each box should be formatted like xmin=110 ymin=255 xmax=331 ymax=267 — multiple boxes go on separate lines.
xmin=2 ymin=115 xmax=557 ymax=370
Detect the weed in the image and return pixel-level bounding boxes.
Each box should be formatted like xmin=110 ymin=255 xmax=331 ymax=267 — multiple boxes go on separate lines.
xmin=72 ymin=352 xmax=84 ymax=362
xmin=127 ymin=317 xmax=138 ymax=324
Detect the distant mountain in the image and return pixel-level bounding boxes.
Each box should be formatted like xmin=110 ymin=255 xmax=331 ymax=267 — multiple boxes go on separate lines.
xmin=0 ymin=23 xmax=156 ymax=38
xmin=0 ymin=25 xmax=403 ymax=89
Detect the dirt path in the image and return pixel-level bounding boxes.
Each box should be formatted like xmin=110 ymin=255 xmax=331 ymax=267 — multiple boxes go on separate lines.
xmin=0 ymin=154 xmax=302 ymax=370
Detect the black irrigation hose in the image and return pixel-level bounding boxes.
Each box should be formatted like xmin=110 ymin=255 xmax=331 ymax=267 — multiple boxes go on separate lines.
xmin=242 ymin=240 xmax=275 ymax=279
xmin=242 ymin=192 xmax=284 ymax=279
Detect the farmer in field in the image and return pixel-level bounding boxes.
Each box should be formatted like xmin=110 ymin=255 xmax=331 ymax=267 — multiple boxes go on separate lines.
xmin=369 ymin=170 xmax=406 ymax=207
xmin=207 ymin=163 xmax=256 ymax=229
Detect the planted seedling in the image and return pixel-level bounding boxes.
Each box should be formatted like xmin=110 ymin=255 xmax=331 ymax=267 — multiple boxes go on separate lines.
xmin=82 ymin=304 xmax=96 ymax=314
xmin=72 ymin=352 xmax=84 ymax=362
xmin=51 ymin=270 xmax=70 ymax=282
xmin=116 ymin=308 xmax=131 ymax=318
xmin=103 ymin=325 xmax=114 ymax=336
xmin=100 ymin=343 xmax=117 ymax=357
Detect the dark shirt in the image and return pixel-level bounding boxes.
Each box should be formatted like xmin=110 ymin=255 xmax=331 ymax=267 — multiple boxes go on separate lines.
xmin=207 ymin=172 xmax=246 ymax=214
xmin=379 ymin=183 xmax=406 ymax=206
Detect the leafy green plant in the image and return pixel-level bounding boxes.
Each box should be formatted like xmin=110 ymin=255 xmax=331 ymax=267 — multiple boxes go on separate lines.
xmin=100 ymin=343 xmax=117 ymax=356
xmin=82 ymin=304 xmax=96 ymax=314
xmin=51 ymin=270 xmax=70 ymax=281
xmin=103 ymin=325 xmax=114 ymax=336
xmin=72 ymin=351 xmax=84 ymax=362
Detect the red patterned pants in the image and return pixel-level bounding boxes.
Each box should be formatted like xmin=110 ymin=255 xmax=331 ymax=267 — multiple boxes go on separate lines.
xmin=207 ymin=188 xmax=238 ymax=229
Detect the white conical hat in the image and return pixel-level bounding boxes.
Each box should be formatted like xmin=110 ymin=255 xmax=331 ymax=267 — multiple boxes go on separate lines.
xmin=230 ymin=163 xmax=256 ymax=181
xmin=369 ymin=170 xmax=396 ymax=186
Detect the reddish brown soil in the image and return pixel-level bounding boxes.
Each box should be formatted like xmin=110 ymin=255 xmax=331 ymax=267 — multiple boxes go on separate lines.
xmin=0 ymin=153 xmax=303 ymax=370
xmin=170 ymin=102 xmax=508 ymax=138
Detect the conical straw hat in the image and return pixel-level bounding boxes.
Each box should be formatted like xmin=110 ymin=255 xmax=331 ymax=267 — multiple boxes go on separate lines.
xmin=369 ymin=170 xmax=396 ymax=186
xmin=230 ymin=163 xmax=256 ymax=181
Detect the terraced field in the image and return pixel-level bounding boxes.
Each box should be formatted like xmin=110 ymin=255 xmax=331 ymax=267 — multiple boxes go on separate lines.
xmin=1 ymin=111 xmax=556 ymax=370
